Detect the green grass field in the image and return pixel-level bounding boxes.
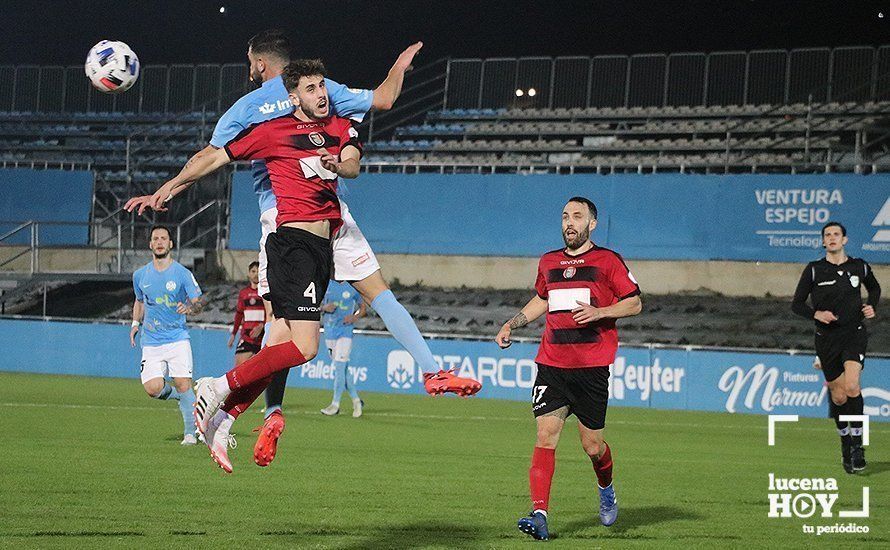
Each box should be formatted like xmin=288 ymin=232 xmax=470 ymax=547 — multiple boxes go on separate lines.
xmin=0 ymin=372 xmax=887 ymax=549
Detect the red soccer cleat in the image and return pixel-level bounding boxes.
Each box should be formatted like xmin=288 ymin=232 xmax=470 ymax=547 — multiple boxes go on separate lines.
xmin=253 ymin=410 xmax=285 ymax=467
xmin=423 ymin=369 xmax=482 ymax=397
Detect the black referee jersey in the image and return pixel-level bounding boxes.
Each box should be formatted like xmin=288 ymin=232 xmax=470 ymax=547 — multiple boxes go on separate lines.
xmin=792 ymin=257 xmax=881 ymax=330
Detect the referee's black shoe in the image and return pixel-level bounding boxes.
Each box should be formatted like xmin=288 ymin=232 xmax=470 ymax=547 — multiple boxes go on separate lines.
xmin=851 ymin=444 xmax=867 ymax=472
xmin=841 ymin=436 xmax=854 ymax=474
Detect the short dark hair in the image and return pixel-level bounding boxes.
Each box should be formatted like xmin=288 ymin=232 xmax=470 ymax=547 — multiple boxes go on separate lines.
xmin=248 ymin=29 xmax=291 ymax=62
xmin=282 ymin=59 xmax=327 ymax=92
xmin=567 ymin=196 xmax=598 ymax=220
xmin=149 ymin=224 xmax=173 ymax=244
xmin=822 ymin=221 xmax=847 ymax=237
xmin=248 ymin=261 xmax=259 ymax=271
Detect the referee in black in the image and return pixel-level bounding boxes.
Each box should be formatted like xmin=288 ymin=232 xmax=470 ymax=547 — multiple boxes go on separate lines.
xmin=792 ymin=221 xmax=880 ymax=474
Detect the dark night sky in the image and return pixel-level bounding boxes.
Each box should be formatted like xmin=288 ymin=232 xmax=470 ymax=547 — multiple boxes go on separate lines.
xmin=3 ymin=1 xmax=890 ymax=87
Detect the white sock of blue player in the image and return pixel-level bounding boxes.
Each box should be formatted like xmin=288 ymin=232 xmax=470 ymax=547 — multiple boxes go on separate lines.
xmin=370 ymin=290 xmax=438 ymax=373
xmin=176 ymin=388 xmax=196 ymax=436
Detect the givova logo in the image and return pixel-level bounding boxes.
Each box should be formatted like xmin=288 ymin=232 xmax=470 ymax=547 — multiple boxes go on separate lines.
xmin=387 ymin=350 xmax=416 ymax=389
xmin=863 ymin=196 xmax=890 ymax=252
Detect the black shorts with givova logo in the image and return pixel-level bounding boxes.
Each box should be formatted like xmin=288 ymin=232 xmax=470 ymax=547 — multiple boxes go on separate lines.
xmin=532 ymin=364 xmax=610 ymax=430
xmin=265 ymin=226 xmax=333 ymax=322
xmin=815 ymin=324 xmax=867 ymax=382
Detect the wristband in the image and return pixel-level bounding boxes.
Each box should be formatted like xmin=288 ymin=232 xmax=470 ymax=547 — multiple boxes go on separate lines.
xmin=131 ymin=320 xmax=140 ymax=328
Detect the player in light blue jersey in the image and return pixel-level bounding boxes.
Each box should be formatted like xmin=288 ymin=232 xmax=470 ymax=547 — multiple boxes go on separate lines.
xmin=319 ymin=280 xmax=367 ymax=418
xmin=130 ymin=225 xmax=204 ymax=445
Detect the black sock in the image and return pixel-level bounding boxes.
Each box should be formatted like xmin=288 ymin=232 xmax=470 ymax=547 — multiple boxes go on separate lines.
xmin=829 ymin=399 xmax=849 ymax=435
xmin=846 ymin=394 xmax=864 ymax=445
xmin=264 ymin=368 xmax=289 ymax=410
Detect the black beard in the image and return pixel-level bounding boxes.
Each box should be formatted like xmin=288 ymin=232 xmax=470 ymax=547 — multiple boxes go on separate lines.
xmin=249 ymin=70 xmax=263 ymax=88
xmin=563 ymin=226 xmax=590 ymax=250
xmin=303 ymin=104 xmax=328 ymax=120
xmin=153 ymin=250 xmax=170 ymax=260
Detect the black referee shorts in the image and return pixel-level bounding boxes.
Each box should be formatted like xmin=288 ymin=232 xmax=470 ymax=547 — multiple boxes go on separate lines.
xmin=265 ymin=226 xmax=333 ymax=322
xmin=532 ymin=364 xmax=610 ymax=430
xmin=815 ymin=324 xmax=867 ymax=382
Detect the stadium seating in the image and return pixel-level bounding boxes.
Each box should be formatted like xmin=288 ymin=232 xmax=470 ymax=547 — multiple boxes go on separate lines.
xmin=362 ymin=101 xmax=890 ymax=173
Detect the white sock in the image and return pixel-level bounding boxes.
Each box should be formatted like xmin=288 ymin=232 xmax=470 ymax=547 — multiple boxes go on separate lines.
xmin=213 ymin=376 xmax=232 ymax=399
xmin=533 ymin=509 xmax=547 ymax=518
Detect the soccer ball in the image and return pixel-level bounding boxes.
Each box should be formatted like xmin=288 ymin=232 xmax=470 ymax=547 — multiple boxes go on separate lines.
xmin=85 ymin=40 xmax=140 ymax=93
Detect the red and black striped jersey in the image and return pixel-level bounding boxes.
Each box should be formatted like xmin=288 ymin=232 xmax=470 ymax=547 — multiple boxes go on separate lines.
xmin=534 ymin=245 xmax=640 ymax=369
xmin=224 ymin=114 xmax=361 ymax=231
xmin=232 ymin=285 xmax=265 ymax=346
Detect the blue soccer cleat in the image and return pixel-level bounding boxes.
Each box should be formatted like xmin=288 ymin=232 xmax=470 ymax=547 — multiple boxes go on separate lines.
xmin=517 ymin=511 xmax=549 ymax=541
xmin=599 ymin=484 xmax=618 ymax=526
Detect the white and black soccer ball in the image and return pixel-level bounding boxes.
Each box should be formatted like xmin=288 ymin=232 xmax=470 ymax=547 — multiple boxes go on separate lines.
xmin=85 ymin=40 xmax=140 ymax=94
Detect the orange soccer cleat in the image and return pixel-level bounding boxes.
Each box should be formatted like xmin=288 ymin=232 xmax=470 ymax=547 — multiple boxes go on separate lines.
xmin=423 ymin=369 xmax=482 ymax=397
xmin=253 ymin=410 xmax=285 ymax=467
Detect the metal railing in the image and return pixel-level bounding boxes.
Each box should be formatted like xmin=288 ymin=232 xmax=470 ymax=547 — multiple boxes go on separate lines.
xmin=363 ymin=58 xmax=448 ymax=142
xmin=0 ymin=200 xmax=226 ymax=277
xmin=443 ymin=45 xmax=890 ymax=110
xmin=0 ymin=63 xmax=249 ymax=114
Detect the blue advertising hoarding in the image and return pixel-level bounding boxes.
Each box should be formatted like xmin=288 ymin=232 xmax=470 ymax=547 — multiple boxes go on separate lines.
xmin=227 ymin=172 xmax=890 ymax=263
xmin=1 ymin=318 xmax=888 ymax=421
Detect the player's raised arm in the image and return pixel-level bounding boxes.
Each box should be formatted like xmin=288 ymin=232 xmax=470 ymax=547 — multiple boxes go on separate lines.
xmin=496 ymin=295 xmax=548 ymax=349
xmin=124 ymin=146 xmax=231 ymax=215
xmin=372 ymin=42 xmax=424 ymax=110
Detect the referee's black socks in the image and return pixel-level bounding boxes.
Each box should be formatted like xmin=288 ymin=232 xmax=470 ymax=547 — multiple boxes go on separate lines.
xmin=829 ymin=399 xmax=849 ymax=435
xmin=846 ymin=394 xmax=865 ymax=446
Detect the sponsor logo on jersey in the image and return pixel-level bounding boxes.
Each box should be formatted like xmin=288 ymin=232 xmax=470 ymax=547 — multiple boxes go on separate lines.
xmin=258 ymin=102 xmax=276 ymax=115
xmin=352 ymin=253 xmax=370 ymax=267
xmin=308 ymin=132 xmax=325 ymax=147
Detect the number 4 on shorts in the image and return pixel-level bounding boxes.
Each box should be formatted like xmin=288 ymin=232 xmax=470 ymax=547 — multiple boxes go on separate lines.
xmin=304 ymin=282 xmax=316 ymax=303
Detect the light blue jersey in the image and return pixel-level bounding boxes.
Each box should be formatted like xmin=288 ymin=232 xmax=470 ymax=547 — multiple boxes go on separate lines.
xmin=133 ymin=261 xmax=202 ymax=347
xmin=322 ymin=280 xmax=362 ymax=340
xmin=210 ymin=76 xmax=374 ymax=213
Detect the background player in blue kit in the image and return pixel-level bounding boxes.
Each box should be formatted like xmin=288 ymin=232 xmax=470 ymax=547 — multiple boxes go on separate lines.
xmin=130 ymin=225 xmax=204 ymax=445
xmin=320 ymin=280 xmax=367 ymax=418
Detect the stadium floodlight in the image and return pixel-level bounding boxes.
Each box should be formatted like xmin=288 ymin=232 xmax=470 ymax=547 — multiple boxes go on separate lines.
xmin=528 ymin=88 xmax=537 ymax=97
xmin=515 ymin=89 xmax=524 ymax=97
